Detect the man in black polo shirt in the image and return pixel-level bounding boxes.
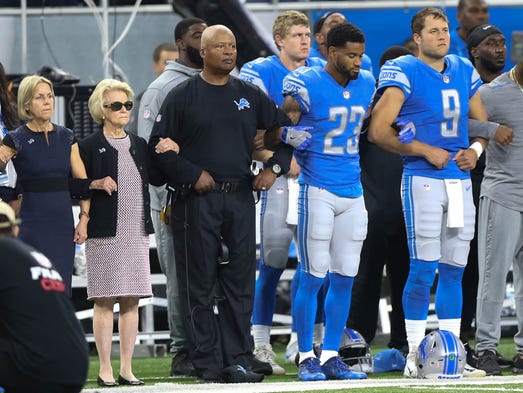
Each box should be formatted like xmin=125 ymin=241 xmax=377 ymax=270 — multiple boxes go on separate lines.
xmin=149 ymin=24 xmax=299 ymax=383
xmin=0 ymin=201 xmax=89 ymax=393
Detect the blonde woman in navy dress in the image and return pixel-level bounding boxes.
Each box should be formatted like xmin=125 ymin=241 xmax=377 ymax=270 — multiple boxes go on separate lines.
xmin=0 ymin=75 xmax=90 ymax=295
xmin=77 ymin=79 xmax=170 ymax=387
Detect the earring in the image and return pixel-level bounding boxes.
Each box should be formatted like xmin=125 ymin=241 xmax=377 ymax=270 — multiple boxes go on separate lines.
xmin=102 ymin=116 xmax=105 ymax=120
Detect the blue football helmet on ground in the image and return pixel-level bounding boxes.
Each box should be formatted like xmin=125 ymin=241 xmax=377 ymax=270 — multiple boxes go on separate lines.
xmin=339 ymin=328 xmax=373 ymax=373
xmin=416 ymin=330 xmax=466 ymax=379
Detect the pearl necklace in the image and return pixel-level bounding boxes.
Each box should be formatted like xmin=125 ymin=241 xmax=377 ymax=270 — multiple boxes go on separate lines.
xmin=510 ymin=66 xmax=523 ymax=93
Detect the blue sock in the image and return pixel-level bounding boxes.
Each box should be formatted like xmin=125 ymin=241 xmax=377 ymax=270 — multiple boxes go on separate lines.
xmin=295 ymin=270 xmax=324 ymax=352
xmin=315 ymin=274 xmax=329 ymax=324
xmin=435 ymin=263 xmax=465 ymax=319
xmin=290 ymin=267 xmax=300 ymax=332
xmin=252 ymin=264 xmax=284 ymax=325
xmin=323 ymin=272 xmax=354 ymax=351
xmin=402 ymin=259 xmax=438 ymax=320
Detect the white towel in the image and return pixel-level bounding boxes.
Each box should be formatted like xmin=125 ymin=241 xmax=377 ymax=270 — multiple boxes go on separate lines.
xmin=444 ymin=179 xmax=464 ymax=228
xmin=286 ymin=177 xmax=299 ymax=225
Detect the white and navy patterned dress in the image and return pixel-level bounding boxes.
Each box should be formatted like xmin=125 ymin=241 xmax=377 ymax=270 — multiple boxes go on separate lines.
xmin=86 ymin=135 xmax=152 ymax=299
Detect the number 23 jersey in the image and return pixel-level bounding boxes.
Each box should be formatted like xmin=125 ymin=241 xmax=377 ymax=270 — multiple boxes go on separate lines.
xmin=283 ymin=66 xmax=375 ymax=198
xmin=378 ymin=54 xmax=482 ymax=179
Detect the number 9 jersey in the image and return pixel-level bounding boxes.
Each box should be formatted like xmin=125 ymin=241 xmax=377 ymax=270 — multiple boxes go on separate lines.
xmin=378 ymin=54 xmax=482 ymax=179
xmin=282 ymin=66 xmax=375 ymax=198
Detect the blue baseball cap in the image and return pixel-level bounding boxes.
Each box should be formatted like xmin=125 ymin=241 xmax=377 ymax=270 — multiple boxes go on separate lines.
xmin=373 ymin=349 xmax=406 ymax=373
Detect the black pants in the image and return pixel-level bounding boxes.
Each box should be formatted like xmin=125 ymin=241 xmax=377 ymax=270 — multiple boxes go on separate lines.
xmin=0 ymin=352 xmax=82 ymax=393
xmin=171 ymin=189 xmax=256 ymax=372
xmin=460 ymin=166 xmax=483 ymax=341
xmin=348 ymin=214 xmax=410 ymax=348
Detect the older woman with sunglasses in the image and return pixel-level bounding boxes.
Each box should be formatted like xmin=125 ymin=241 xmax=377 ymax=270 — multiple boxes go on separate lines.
xmin=77 ymin=78 xmax=178 ymax=387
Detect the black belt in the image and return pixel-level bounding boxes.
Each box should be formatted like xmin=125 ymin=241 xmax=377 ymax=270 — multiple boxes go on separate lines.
xmin=21 ymin=178 xmax=69 ymax=193
xmin=211 ymin=181 xmax=251 ymax=193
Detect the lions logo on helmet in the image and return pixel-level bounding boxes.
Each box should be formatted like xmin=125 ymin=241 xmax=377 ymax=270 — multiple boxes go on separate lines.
xmin=339 ymin=328 xmax=373 ymax=373
xmin=416 ymin=330 xmax=466 ymax=379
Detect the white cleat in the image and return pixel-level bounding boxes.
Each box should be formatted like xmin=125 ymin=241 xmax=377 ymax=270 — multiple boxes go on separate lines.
xmin=403 ymin=354 xmax=418 ymax=378
xmin=285 ymin=336 xmax=299 ymax=364
xmin=463 ymin=363 xmax=486 ymax=378
xmin=254 ymin=344 xmax=286 ymax=375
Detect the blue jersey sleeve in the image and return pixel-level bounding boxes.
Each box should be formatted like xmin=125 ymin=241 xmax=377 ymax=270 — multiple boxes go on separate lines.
xmin=377 ymin=55 xmax=414 ymax=99
xmin=462 ymin=57 xmax=482 ymax=97
xmin=239 ymin=57 xmax=270 ymax=95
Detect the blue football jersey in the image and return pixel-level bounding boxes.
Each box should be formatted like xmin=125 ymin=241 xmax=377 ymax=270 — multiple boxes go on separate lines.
xmin=283 ymin=67 xmax=376 ymax=197
xmin=239 ymin=55 xmax=325 ymax=106
xmin=378 ymin=54 xmax=482 ymax=179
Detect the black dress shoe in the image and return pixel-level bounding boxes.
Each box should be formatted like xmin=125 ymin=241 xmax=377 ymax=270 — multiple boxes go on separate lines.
xmin=195 ymin=368 xmax=223 ymax=383
xmin=222 ymin=365 xmax=264 ymax=383
xmin=117 ymin=375 xmax=145 ymax=385
xmin=97 ymin=376 xmax=119 ymax=387
xmin=171 ymin=349 xmax=196 ymax=377
xmin=248 ymin=357 xmax=272 ymax=375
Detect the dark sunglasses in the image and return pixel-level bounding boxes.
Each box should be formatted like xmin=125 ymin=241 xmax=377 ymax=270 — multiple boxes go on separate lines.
xmin=103 ymin=101 xmax=133 ymax=111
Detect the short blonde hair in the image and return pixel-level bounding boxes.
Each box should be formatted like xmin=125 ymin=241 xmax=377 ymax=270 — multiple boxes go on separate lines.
xmin=88 ymin=78 xmax=134 ymax=124
xmin=17 ymin=75 xmax=54 ymax=121
xmin=272 ymin=10 xmax=310 ymax=50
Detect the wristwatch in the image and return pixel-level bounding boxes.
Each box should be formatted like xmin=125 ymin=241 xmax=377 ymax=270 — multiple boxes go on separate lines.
xmin=270 ymin=163 xmax=282 ymax=176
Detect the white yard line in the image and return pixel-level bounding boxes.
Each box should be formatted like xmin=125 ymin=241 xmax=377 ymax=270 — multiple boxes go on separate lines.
xmin=82 ymin=375 xmax=523 ymax=393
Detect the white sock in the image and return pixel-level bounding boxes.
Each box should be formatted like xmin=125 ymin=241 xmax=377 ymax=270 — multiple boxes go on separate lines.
xmin=299 ymin=350 xmax=316 ymax=363
xmin=313 ymin=323 xmax=324 ymax=345
xmin=405 ymin=319 xmax=427 ymax=356
xmin=438 ymin=318 xmax=461 ymax=338
xmin=252 ymin=325 xmax=271 ymax=348
xmin=320 ymin=350 xmax=338 ymax=365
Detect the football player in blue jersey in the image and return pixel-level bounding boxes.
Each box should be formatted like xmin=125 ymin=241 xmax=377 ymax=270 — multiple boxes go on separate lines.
xmin=281 ymin=22 xmax=375 ymax=381
xmin=310 ymin=12 xmax=373 ymax=74
xmin=369 ymin=7 xmax=489 ymax=378
xmin=239 ymin=10 xmax=324 ymax=374
xmin=448 ymin=0 xmax=489 ymax=58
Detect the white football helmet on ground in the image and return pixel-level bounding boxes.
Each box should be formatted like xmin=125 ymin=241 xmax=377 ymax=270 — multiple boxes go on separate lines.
xmin=416 ymin=330 xmax=466 ymax=379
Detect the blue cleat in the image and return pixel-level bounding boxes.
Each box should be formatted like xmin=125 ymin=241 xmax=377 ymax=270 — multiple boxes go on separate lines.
xmin=298 ymin=357 xmax=327 ymax=381
xmin=321 ymin=356 xmax=367 ymax=380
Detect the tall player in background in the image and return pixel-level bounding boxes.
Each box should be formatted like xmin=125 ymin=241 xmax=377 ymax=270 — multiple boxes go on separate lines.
xmin=309 ymin=12 xmax=373 ymax=74
xmin=369 ymin=7 xmax=488 ymax=378
xmin=282 ymin=23 xmax=375 ymax=381
xmin=239 ymin=10 xmax=324 ymax=374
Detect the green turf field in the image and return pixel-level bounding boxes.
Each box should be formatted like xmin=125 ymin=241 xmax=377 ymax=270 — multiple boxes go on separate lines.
xmin=81 ymin=337 xmax=523 ymax=392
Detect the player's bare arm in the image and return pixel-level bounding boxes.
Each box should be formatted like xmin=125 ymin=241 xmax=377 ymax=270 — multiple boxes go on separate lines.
xmin=369 ymin=86 xmax=450 ymax=169
xmin=252 ymin=148 xmax=274 ymax=163
xmin=455 ymin=91 xmax=489 ymax=170
xmin=281 ymin=95 xmax=302 ymax=125
xmin=264 ymin=96 xmax=311 ymax=151
xmin=262 ymin=96 xmax=301 ymax=149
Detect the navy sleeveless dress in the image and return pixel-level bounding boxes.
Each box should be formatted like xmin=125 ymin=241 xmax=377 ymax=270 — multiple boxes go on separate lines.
xmin=4 ymin=124 xmax=76 ymax=294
